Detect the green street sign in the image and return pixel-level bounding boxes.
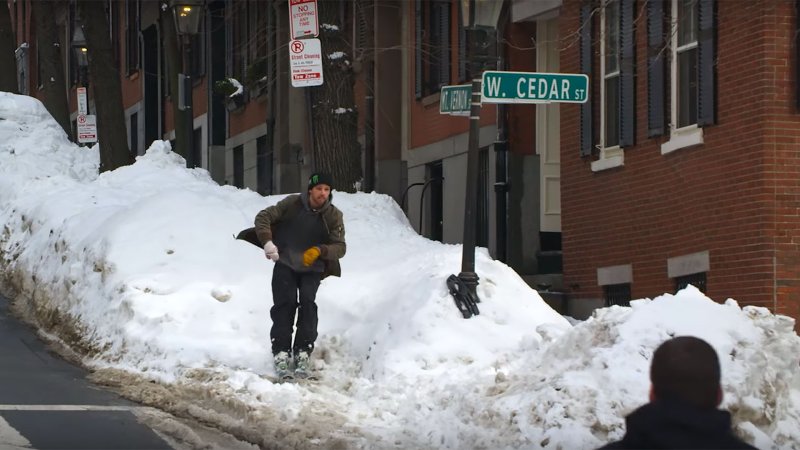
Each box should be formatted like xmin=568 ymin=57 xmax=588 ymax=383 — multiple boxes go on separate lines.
xmin=439 ymin=84 xmax=472 ymax=116
xmin=481 ymin=71 xmax=589 ymax=104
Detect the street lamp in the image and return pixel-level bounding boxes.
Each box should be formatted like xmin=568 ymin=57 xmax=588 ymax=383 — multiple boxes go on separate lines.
xmin=71 ymin=24 xmax=89 ymax=88
xmin=170 ymin=0 xmax=205 ymax=168
xmin=458 ymin=0 xmax=502 ymax=301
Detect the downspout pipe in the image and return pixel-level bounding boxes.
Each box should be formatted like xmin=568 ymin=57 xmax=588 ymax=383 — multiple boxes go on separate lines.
xmin=494 ymin=4 xmax=511 ymax=263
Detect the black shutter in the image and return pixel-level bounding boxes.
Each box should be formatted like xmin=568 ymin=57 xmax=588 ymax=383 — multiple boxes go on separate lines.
xmin=619 ymin=0 xmax=635 ymax=147
xmin=796 ymin=0 xmax=800 ymax=110
xmin=458 ymin=4 xmax=466 ymax=82
xmin=646 ymin=0 xmax=665 ymax=136
xmin=697 ymin=0 xmax=716 ymax=126
xmin=438 ymin=1 xmax=451 ymax=89
xmin=580 ymin=2 xmax=594 ymax=157
xmin=415 ymin=0 xmax=423 ymax=99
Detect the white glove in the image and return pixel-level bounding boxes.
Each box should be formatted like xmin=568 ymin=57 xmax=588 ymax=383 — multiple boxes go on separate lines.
xmin=263 ymin=241 xmax=279 ymax=261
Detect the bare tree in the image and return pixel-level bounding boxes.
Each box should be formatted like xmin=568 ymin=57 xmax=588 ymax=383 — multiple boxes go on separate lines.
xmin=31 ymin=1 xmax=71 ymax=138
xmin=78 ymin=0 xmax=132 ymax=171
xmin=0 ymin=1 xmax=18 ymax=93
xmin=310 ymin=0 xmax=361 ymax=193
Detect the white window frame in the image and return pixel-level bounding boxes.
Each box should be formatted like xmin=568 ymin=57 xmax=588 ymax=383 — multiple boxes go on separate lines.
xmin=661 ymin=0 xmax=704 ymax=155
xmin=593 ymin=0 xmax=624 ymax=172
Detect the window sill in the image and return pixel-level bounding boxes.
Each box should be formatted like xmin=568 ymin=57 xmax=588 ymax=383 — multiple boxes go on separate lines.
xmin=591 ymin=147 xmax=624 ymax=172
xmin=661 ymin=126 xmax=704 ymax=155
xmin=420 ymin=91 xmax=441 ymax=107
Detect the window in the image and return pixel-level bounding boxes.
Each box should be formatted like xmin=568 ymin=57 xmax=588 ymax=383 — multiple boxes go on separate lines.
xmin=108 ymin=0 xmax=120 ymax=70
xmin=231 ymin=1 xmax=248 ymax=83
xmin=125 ymin=0 xmax=140 ymax=76
xmin=602 ymin=0 xmax=620 ymax=149
xmin=676 ymin=0 xmax=698 ymax=128
xmin=675 ymin=272 xmax=706 ymax=293
xmin=457 ymin=2 xmax=470 ymax=83
xmin=660 ymin=0 xmax=715 ymax=154
xmin=587 ymin=0 xmax=635 ymax=169
xmin=604 ymin=283 xmax=631 ymax=307
xmin=414 ymin=0 xmax=451 ymax=98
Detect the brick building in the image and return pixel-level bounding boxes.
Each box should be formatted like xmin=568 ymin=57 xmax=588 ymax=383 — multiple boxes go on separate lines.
xmin=405 ymin=0 xmax=800 ymax=323
xmin=10 ymin=0 xmax=800 ymax=323
xmin=557 ymin=0 xmax=800 ymax=321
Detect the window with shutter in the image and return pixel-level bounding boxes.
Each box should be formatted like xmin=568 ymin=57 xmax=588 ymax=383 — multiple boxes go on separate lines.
xmin=591 ymin=0 xmax=626 ymax=172
xmin=661 ymin=0 xmax=713 ymax=154
xmin=415 ymin=0 xmax=451 ymax=99
xmin=125 ymin=0 xmax=139 ymax=76
xmin=602 ymin=0 xmax=620 ymax=149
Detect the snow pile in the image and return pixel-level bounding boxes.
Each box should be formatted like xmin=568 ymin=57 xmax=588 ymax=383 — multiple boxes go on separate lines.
xmin=1 ymin=93 xmax=799 ymax=450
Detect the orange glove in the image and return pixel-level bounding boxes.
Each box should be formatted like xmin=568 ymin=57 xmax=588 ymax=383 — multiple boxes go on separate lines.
xmin=303 ymin=246 xmax=321 ymax=266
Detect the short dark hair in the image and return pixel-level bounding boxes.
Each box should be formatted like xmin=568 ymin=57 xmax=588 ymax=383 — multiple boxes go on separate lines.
xmin=650 ymin=336 xmax=721 ymax=409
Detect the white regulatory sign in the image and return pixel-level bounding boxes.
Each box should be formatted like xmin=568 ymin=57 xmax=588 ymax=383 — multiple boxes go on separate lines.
xmin=77 ymin=87 xmax=88 ymax=115
xmin=289 ymin=39 xmax=323 ymax=88
xmin=77 ymin=114 xmax=97 ymax=144
xmin=289 ymin=0 xmax=319 ymax=39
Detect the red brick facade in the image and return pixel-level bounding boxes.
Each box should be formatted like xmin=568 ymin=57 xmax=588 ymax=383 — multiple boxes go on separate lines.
xmin=560 ymin=0 xmax=800 ymax=320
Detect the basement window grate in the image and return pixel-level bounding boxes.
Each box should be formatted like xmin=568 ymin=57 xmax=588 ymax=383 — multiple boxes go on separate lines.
xmin=604 ymin=283 xmax=631 ymax=307
xmin=675 ymin=272 xmax=707 ymax=293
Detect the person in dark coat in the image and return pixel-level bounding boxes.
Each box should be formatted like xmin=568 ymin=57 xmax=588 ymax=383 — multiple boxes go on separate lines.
xmin=253 ymin=172 xmax=345 ymax=379
xmin=598 ymin=336 xmax=758 ymax=450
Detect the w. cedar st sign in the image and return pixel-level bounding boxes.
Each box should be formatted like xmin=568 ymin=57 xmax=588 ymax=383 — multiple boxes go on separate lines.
xmin=481 ymin=71 xmax=589 ymax=104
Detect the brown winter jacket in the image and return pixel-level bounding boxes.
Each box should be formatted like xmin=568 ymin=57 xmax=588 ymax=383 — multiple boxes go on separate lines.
xmin=253 ymin=193 xmax=345 ymax=278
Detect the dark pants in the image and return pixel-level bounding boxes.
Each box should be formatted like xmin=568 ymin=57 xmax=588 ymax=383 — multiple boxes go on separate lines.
xmin=270 ymin=262 xmax=321 ymax=356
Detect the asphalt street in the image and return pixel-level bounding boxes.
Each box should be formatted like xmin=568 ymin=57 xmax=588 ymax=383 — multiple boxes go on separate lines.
xmin=0 ymin=293 xmax=172 ymax=450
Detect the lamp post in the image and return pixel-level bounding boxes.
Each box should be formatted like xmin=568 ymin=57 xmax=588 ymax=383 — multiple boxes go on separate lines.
xmin=458 ymin=0 xmax=502 ymax=300
xmin=72 ymin=23 xmax=89 ymax=145
xmin=71 ymin=25 xmax=89 ymax=89
xmin=171 ymin=0 xmax=205 ymax=168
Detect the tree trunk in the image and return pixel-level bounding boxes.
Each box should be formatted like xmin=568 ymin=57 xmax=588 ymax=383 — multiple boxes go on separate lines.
xmin=159 ymin=6 xmax=189 ymax=161
xmin=310 ymin=0 xmax=361 ymax=193
xmin=32 ymin=1 xmax=71 ymax=139
xmin=0 ymin=1 xmax=18 ymax=94
xmin=78 ymin=0 xmax=132 ymax=172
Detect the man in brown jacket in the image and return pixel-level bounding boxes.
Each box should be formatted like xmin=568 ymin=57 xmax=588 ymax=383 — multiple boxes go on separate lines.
xmin=254 ymin=173 xmax=346 ymax=380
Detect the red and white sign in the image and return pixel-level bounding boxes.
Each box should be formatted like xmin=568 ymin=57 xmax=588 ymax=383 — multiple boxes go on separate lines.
xmin=289 ymin=0 xmax=319 ymax=39
xmin=289 ymin=39 xmax=323 ymax=88
xmin=77 ymin=114 xmax=97 ymax=144
xmin=77 ymin=87 xmax=88 ymax=115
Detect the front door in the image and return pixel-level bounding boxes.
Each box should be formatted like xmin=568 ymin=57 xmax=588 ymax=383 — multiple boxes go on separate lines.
xmin=536 ymin=18 xmax=562 ymax=233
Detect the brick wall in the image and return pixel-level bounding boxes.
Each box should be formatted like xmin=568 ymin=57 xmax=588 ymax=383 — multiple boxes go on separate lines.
xmin=408 ymin=1 xmax=496 ymax=150
xmin=560 ymin=0 xmax=800 ymax=322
